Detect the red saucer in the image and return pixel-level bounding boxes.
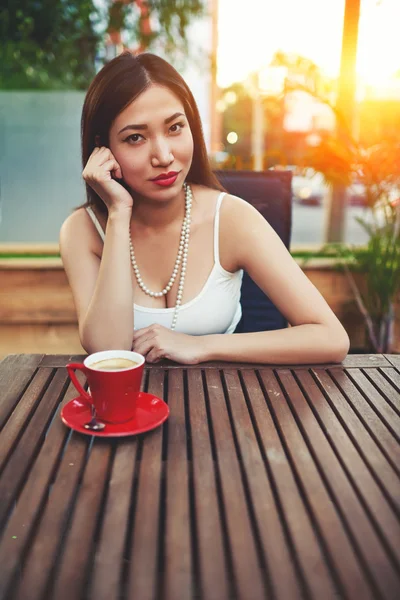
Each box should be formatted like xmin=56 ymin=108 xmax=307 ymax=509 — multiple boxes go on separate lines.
xmin=61 ymin=392 xmax=169 ymax=437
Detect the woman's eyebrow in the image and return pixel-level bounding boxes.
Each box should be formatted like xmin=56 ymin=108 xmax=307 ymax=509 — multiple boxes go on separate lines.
xmin=118 ymin=112 xmax=185 ymax=135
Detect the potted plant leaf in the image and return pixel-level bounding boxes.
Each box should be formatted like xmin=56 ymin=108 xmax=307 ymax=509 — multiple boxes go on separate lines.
xmin=306 ymin=129 xmax=400 ymax=353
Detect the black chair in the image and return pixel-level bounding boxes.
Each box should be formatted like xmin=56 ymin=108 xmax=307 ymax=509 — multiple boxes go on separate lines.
xmin=214 ymin=169 xmax=292 ymax=333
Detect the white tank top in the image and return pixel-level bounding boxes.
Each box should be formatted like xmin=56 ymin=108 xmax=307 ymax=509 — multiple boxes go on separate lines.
xmin=85 ymin=193 xmax=243 ymax=335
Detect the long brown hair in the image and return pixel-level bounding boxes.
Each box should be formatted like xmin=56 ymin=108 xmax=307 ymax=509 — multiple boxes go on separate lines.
xmin=79 ymin=51 xmax=223 ymax=214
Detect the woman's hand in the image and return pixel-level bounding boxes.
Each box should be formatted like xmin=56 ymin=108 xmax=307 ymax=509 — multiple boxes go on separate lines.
xmin=82 ymin=146 xmax=133 ymax=214
xmin=132 ymin=324 xmax=207 ymax=365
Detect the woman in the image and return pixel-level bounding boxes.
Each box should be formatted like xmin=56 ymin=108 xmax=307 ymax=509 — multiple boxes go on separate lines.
xmin=60 ymin=51 xmax=349 ymax=364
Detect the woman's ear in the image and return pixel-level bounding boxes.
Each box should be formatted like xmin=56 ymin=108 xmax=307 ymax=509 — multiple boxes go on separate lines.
xmin=95 ymin=134 xmax=101 ymax=147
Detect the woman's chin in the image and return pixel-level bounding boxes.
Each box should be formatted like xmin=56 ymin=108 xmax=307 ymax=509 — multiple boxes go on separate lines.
xmin=130 ymin=188 xmax=181 ymax=206
xmin=130 ymin=180 xmax=185 ymax=202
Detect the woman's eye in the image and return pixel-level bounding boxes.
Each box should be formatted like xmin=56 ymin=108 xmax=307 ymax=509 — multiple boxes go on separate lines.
xmin=170 ymin=122 xmax=185 ymax=134
xmin=125 ymin=133 xmax=143 ymax=144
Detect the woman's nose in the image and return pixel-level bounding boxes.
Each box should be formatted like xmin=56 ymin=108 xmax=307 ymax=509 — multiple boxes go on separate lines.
xmin=151 ymin=139 xmax=174 ymax=167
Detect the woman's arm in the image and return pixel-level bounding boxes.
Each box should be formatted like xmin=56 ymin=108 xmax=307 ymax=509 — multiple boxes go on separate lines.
xmin=201 ymin=325 xmax=349 ymax=364
xmin=60 ymin=146 xmax=137 ymax=353
xmin=59 ymin=208 xmax=134 ymax=353
xmin=202 ymin=195 xmax=350 ymax=364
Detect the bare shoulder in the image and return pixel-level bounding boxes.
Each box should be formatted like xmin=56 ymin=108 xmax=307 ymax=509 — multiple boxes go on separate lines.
xmin=60 ymin=207 xmax=90 ymax=239
xmin=191 ymin=184 xmax=253 ymax=222
xmin=219 ymin=191 xmax=259 ymax=224
xmin=59 ymin=207 xmax=105 ymax=324
xmin=189 ymin=186 xmax=264 ymax=271
xmin=59 ymin=207 xmax=104 ymax=257
xmin=190 ymin=183 xmax=222 ymax=213
xmin=219 ymin=192 xmax=268 ymax=271
xmin=185 ymin=184 xmax=222 ymax=234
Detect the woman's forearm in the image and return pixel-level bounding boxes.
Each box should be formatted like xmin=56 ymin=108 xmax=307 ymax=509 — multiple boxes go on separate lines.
xmin=201 ymin=324 xmax=350 ymax=364
xmin=80 ymin=211 xmax=134 ymax=353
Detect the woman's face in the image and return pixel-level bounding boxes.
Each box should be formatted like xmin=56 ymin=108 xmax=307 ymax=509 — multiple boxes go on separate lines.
xmin=108 ymin=84 xmax=194 ymax=200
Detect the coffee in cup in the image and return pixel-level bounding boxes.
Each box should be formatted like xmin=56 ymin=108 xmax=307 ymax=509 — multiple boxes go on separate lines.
xmin=90 ymin=357 xmax=139 ymax=371
xmin=66 ymin=350 xmax=145 ymax=424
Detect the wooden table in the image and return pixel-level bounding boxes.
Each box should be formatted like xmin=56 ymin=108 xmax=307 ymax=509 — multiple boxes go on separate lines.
xmin=0 ymin=354 xmax=399 ymax=600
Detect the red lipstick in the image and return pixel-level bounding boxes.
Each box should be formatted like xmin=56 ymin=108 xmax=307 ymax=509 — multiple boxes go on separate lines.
xmin=151 ymin=171 xmax=179 ymax=187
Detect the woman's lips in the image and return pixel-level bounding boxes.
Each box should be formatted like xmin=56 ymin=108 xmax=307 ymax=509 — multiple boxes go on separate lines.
xmin=151 ymin=173 xmax=179 ymax=187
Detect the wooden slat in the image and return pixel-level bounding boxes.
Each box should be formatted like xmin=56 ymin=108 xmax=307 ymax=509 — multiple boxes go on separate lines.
xmin=380 ymin=368 xmax=400 ymax=399
xmin=363 ymin=368 xmax=400 ymax=413
xmin=252 ymin=369 xmax=338 ymax=598
xmin=281 ymin=368 xmax=399 ymax=600
xmin=0 ymin=377 xmax=83 ymax=600
xmin=200 ymin=355 xmax=391 ymax=369
xmin=268 ymin=368 xmax=373 ymax=600
xmin=38 ymin=354 xmax=86 ymax=367
xmin=14 ymin=432 xmax=90 ymax=600
xmin=314 ymin=370 xmax=400 ymax=512
xmin=187 ymin=369 xmax=231 ymax=600
xmin=0 ymin=354 xmax=43 ymax=374
xmin=48 ymin=440 xmax=113 ymax=600
xmin=304 ymin=369 xmax=400 ymax=567
xmin=329 ymin=369 xmax=400 ymax=477
xmin=345 ymin=369 xmax=400 ymax=440
xmin=0 ymin=354 xmax=44 ymax=429
xmin=0 ymin=268 xmax=76 ymax=323
xmin=162 ymin=355 xmax=391 ymax=369
xmin=126 ymin=368 xmax=165 ymax=600
xmin=13 ymin=354 xmax=393 ymax=370
xmin=163 ymin=369 xmax=192 ymax=600
xmin=0 ymin=354 xmax=395 ymax=372
xmin=385 ymin=355 xmax=400 ymax=370
xmin=226 ymin=369 xmax=301 ymax=600
xmin=0 ymin=368 xmax=68 ymax=528
xmin=88 ymin=439 xmax=139 ymax=600
xmin=0 ymin=368 xmax=54 ymax=472
xmin=342 ymin=355 xmax=391 ymax=368
xmin=204 ymin=369 xmax=268 ymax=600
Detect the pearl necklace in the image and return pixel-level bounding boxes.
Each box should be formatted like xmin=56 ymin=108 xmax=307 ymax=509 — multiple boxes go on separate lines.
xmin=129 ymin=182 xmax=192 ymax=330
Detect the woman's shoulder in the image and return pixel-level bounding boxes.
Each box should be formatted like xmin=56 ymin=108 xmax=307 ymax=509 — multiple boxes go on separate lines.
xmin=60 ymin=207 xmax=91 ymax=238
xmin=219 ymin=189 xmax=261 ymax=227
xmin=190 ymin=183 xmax=258 ymax=233
xmin=191 ymin=183 xmax=248 ymax=212
xmin=218 ymin=190 xmax=271 ymax=271
xmin=59 ymin=207 xmax=104 ymax=256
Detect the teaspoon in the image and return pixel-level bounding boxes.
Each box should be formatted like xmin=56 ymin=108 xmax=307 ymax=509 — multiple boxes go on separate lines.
xmin=84 ymin=405 xmax=106 ymax=431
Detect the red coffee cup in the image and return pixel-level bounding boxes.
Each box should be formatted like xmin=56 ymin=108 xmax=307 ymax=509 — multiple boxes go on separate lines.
xmin=66 ymin=350 xmax=145 ymax=424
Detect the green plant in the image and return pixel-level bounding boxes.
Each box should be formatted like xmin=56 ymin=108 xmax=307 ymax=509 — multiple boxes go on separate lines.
xmin=320 ymin=211 xmax=400 ymax=352
xmin=0 ymin=1 xmax=102 ymax=89
xmin=304 ymin=112 xmax=400 ymax=352
xmin=277 ymin=69 xmax=400 ymax=351
xmin=0 ymin=1 xmax=206 ymax=90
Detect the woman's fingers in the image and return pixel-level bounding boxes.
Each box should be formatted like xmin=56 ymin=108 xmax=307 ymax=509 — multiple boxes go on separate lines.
xmin=132 ymin=326 xmax=154 ymax=343
xmin=96 ymin=147 xmax=114 ymax=165
xmin=132 ymin=326 xmax=168 ymax=363
xmin=82 ymin=145 xmax=133 ymax=211
xmin=132 ymin=333 xmax=156 ymax=356
xmin=94 ymin=149 xmax=122 ymax=179
xmin=84 ymin=156 xmax=122 ymax=183
xmin=98 ymin=159 xmax=121 ymax=180
xmin=145 ymin=347 xmax=163 ymax=363
xmin=113 ymin=163 xmax=123 ymax=179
